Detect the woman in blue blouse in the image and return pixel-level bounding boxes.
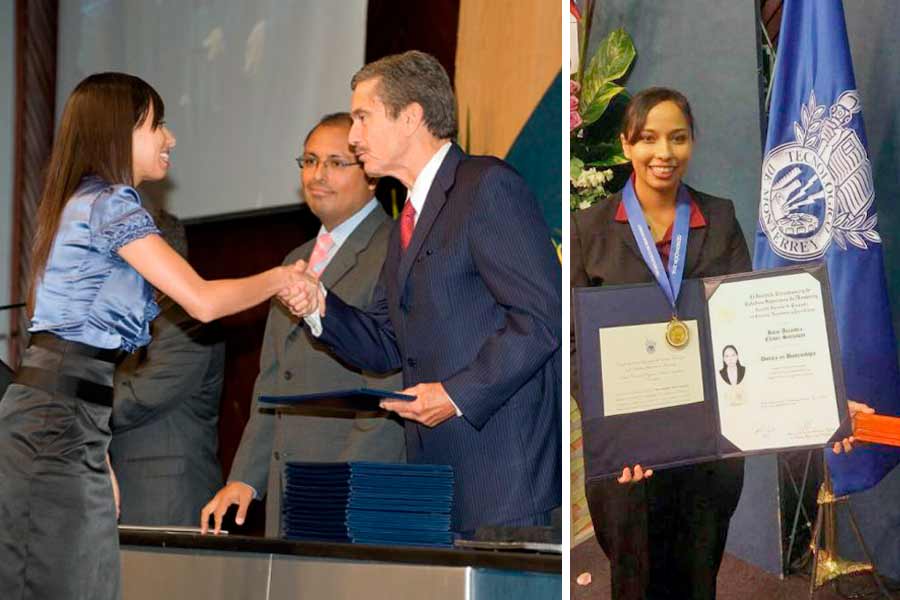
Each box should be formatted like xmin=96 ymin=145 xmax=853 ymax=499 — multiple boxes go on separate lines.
xmin=0 ymin=73 xmax=310 ymax=600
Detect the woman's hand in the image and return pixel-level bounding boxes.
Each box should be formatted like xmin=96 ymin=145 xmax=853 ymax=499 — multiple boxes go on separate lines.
xmin=106 ymin=454 xmax=121 ymax=521
xmin=832 ymin=400 xmax=875 ymax=454
xmin=617 ymin=464 xmax=653 ymax=484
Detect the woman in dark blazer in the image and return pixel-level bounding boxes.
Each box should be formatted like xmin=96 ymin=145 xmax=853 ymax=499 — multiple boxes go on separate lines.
xmin=571 ymin=88 xmax=750 ymax=600
xmin=571 ymin=87 xmax=868 ymax=599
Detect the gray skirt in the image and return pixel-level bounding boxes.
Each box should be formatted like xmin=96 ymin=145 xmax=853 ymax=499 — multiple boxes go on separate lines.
xmin=0 ymin=336 xmax=122 ymax=600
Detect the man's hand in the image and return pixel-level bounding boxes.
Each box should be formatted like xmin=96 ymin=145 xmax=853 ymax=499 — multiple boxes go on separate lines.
xmin=200 ymin=481 xmax=255 ymax=535
xmin=832 ymin=400 xmax=876 ymax=455
xmin=278 ymin=266 xmax=325 ymax=318
xmin=617 ymin=464 xmax=653 ymax=484
xmin=381 ymin=382 xmax=458 ymax=428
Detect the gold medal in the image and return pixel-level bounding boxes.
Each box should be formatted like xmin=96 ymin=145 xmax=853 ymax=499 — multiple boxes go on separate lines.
xmin=665 ymin=316 xmax=689 ymax=348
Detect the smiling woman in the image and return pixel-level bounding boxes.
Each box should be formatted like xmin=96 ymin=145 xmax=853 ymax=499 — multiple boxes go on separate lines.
xmin=132 ymin=104 xmax=175 ymax=186
xmin=570 ymin=87 xmax=752 ymax=599
xmin=0 ymin=72 xmax=317 ymax=600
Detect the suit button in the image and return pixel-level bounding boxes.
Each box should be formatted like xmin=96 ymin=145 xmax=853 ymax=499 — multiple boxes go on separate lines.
xmin=283 ymin=370 xmax=293 ymax=380
xmin=407 ymin=358 xmax=417 ymax=368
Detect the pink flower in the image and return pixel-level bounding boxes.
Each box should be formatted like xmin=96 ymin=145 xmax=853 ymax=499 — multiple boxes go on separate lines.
xmin=570 ymin=108 xmax=583 ymax=131
xmin=570 ymin=80 xmax=582 ymax=131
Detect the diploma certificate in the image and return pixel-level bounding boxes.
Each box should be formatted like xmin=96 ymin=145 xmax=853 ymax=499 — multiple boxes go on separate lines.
xmin=599 ymin=321 xmax=703 ymax=416
xmin=707 ymin=272 xmax=841 ymax=451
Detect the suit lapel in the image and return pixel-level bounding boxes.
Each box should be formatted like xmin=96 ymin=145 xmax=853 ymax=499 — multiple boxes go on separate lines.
xmin=396 ymin=144 xmax=461 ymax=291
xmin=685 ymin=190 xmax=709 ymax=278
xmin=320 ymin=206 xmax=389 ymax=289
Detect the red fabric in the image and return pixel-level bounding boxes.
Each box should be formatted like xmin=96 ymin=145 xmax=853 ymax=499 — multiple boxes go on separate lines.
xmin=400 ymin=198 xmax=416 ymax=251
xmin=570 ymin=0 xmax=582 ymax=19
xmin=614 ymin=192 xmax=706 ymax=269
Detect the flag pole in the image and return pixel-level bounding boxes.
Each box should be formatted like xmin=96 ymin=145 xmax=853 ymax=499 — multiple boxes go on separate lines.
xmin=807 ymin=460 xmax=894 ymax=598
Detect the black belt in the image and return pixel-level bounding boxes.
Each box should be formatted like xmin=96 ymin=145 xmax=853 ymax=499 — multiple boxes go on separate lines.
xmin=13 ymin=333 xmax=122 ymax=406
xmin=29 ymin=332 xmax=125 ymax=364
xmin=14 ymin=366 xmax=113 ymax=407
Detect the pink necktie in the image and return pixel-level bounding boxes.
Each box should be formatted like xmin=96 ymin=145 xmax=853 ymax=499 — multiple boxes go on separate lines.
xmin=307 ymin=232 xmax=334 ymax=275
xmin=400 ymin=198 xmax=416 ymax=251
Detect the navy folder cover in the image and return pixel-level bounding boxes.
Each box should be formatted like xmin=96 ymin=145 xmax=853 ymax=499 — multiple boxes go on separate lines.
xmin=573 ymin=264 xmax=850 ymax=482
xmin=259 ymin=388 xmax=414 ymax=413
xmin=281 ymin=462 xmax=455 ymax=547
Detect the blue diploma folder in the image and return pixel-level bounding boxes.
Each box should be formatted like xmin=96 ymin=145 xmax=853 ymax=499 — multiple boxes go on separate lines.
xmin=259 ymin=388 xmax=414 ymax=414
xmin=573 ymin=264 xmax=850 ymax=482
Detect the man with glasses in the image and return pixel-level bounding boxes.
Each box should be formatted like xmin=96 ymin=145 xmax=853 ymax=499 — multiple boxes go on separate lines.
xmin=201 ymin=112 xmax=404 ymax=536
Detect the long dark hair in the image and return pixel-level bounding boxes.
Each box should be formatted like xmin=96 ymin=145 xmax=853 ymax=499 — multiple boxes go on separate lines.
xmin=28 ymin=72 xmax=164 ymax=313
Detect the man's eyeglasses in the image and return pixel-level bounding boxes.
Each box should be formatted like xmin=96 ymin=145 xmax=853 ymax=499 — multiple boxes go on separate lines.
xmin=296 ymin=156 xmax=361 ymax=171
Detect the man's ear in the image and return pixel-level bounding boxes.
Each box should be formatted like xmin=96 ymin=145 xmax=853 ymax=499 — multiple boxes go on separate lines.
xmin=401 ymin=102 xmax=425 ymax=135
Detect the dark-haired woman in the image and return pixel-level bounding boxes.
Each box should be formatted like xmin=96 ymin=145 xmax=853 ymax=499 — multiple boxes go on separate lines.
xmin=0 ymin=73 xmax=308 ymax=599
xmin=719 ymin=345 xmax=745 ymax=386
xmin=571 ymin=87 xmax=864 ymax=599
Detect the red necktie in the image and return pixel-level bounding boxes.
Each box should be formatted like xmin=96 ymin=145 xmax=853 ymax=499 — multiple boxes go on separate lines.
xmin=400 ymin=198 xmax=416 ymax=251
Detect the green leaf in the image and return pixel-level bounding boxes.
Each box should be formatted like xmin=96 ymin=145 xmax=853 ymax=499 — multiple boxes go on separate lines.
xmin=587 ymin=153 xmax=629 ymax=168
xmin=585 ymin=28 xmax=635 ymax=86
xmin=581 ymin=83 xmax=625 ymax=126
xmin=570 ymin=156 xmax=585 ymax=180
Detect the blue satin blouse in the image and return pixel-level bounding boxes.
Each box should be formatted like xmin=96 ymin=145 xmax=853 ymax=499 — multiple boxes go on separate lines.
xmin=29 ymin=177 xmax=161 ymax=352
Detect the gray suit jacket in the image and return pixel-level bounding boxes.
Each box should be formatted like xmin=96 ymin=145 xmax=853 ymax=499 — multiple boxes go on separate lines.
xmin=228 ymin=205 xmax=405 ymax=536
xmin=110 ymin=297 xmax=225 ymax=526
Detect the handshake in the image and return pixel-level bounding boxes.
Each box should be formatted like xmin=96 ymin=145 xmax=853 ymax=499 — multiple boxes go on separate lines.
xmin=276 ymin=259 xmax=326 ymax=318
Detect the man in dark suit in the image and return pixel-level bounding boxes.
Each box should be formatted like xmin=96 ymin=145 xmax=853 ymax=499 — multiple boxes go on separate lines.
xmin=201 ymin=113 xmax=405 ymax=536
xmin=110 ymin=212 xmax=226 ymax=525
xmin=283 ymin=51 xmax=562 ymax=534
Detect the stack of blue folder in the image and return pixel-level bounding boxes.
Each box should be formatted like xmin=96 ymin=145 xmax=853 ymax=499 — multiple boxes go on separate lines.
xmin=281 ymin=462 xmax=454 ymax=547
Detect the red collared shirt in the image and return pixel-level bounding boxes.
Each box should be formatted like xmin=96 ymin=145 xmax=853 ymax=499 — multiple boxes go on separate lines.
xmin=614 ymin=192 xmax=707 ymax=270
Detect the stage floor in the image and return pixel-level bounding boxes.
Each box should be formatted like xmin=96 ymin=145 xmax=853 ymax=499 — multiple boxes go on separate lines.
xmin=571 ymin=539 xmax=897 ymax=599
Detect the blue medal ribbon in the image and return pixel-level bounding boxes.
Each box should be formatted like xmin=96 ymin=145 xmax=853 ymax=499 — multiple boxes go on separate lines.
xmin=621 ymin=178 xmax=691 ymax=314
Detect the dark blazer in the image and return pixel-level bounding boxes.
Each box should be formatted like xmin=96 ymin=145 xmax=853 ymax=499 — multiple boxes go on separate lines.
xmin=228 ymin=205 xmax=405 ymax=536
xmin=318 ymin=144 xmax=562 ymax=532
xmin=570 ymin=188 xmax=752 ymax=403
xmin=109 ymin=298 xmax=225 ymax=526
xmin=719 ymin=364 xmax=746 ymax=385
xmin=571 ymin=187 xmax=752 ymax=599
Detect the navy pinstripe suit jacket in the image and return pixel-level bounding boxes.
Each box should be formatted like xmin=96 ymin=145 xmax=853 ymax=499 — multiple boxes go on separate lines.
xmin=317 ymin=144 xmax=562 ymax=532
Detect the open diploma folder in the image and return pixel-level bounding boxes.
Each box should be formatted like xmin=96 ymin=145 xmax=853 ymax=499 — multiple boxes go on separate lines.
xmin=574 ymin=264 xmax=851 ymax=480
xmin=259 ymin=389 xmax=415 ymax=414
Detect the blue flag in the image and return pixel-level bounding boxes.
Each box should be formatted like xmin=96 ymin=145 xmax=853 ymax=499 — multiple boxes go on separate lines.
xmin=754 ymin=0 xmax=900 ymax=495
